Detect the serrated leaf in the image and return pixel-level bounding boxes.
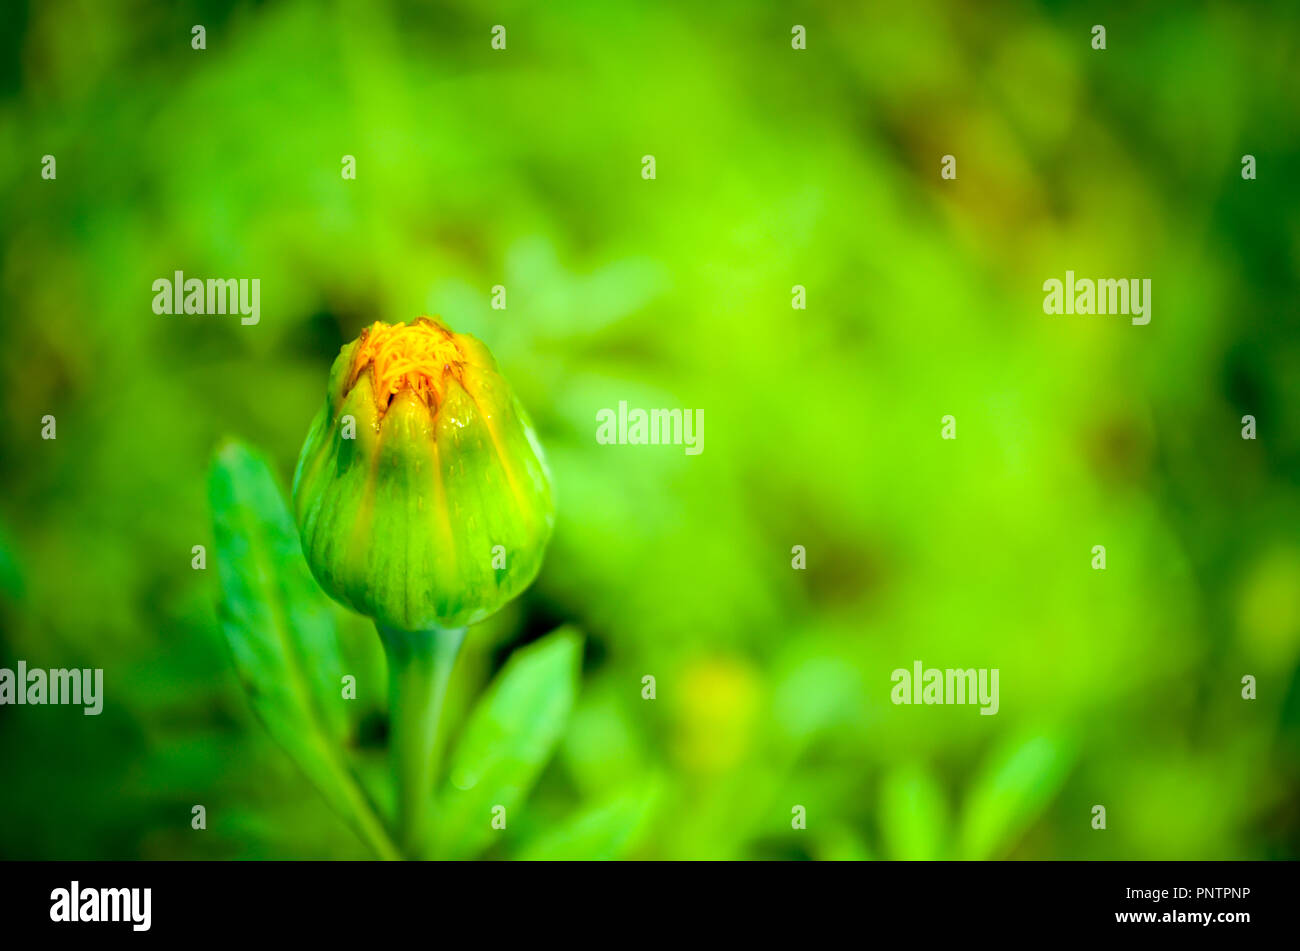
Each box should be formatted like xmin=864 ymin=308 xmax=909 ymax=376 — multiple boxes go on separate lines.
xmin=209 ymin=440 xmax=398 ymax=860
xmin=957 ymin=732 xmax=1074 ymax=860
xmin=517 ymin=782 xmax=661 ymax=860
xmin=434 ymin=627 xmax=582 ymax=859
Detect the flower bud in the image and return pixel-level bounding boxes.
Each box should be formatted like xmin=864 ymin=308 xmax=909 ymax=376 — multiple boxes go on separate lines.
xmin=293 ymin=317 xmax=554 ymax=631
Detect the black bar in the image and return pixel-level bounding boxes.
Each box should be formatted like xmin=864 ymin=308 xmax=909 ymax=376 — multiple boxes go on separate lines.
xmin=0 ymin=860 xmax=1286 ymax=938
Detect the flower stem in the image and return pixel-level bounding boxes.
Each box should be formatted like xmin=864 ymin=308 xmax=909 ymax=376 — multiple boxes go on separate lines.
xmin=378 ymin=624 xmax=466 ymax=859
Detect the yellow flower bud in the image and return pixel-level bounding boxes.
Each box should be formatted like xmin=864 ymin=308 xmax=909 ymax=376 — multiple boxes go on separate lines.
xmin=293 ymin=317 xmax=554 ymax=631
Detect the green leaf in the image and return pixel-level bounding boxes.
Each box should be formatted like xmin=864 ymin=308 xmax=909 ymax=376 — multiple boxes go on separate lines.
xmin=814 ymin=825 xmax=874 ymax=861
xmin=209 ymin=440 xmax=398 ymax=860
xmin=434 ymin=627 xmax=582 ymax=859
xmin=516 ymin=782 xmax=661 ymax=860
xmin=957 ymin=732 xmax=1074 ymax=860
xmin=879 ymin=763 xmax=949 ymax=860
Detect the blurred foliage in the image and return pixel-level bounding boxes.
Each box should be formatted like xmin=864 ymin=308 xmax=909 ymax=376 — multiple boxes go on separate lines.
xmin=1 ymin=0 xmax=1298 ymax=859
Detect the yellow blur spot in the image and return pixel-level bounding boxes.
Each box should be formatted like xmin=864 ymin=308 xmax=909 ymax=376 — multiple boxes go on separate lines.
xmin=672 ymin=656 xmax=760 ymax=775
xmin=1237 ymin=547 xmax=1300 ymax=668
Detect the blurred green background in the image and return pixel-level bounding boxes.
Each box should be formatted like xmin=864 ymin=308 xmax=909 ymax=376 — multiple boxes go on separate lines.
xmin=2 ymin=0 xmax=1299 ymax=859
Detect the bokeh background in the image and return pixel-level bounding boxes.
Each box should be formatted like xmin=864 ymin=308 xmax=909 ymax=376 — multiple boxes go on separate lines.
xmin=2 ymin=0 xmax=1298 ymax=859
